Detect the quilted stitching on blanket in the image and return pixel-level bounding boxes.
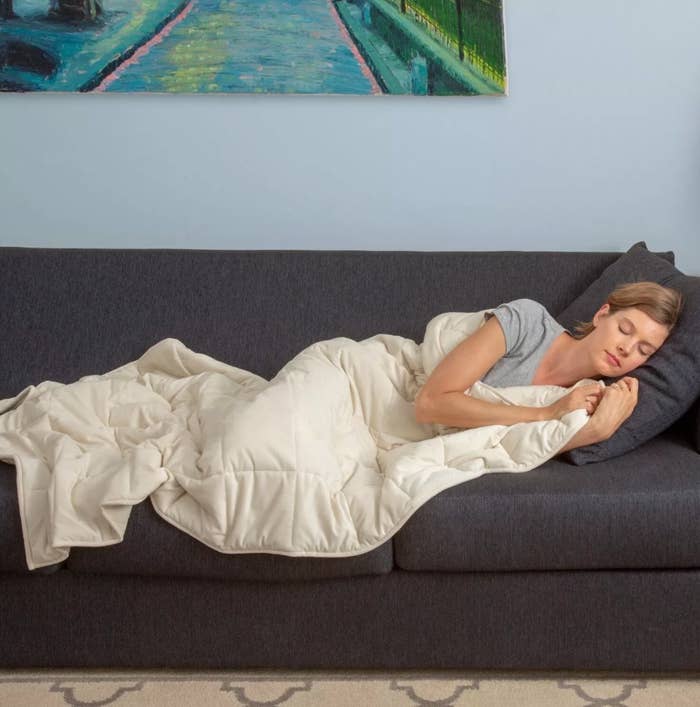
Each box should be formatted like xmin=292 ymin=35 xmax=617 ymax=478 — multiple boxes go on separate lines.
xmin=0 ymin=311 xmax=593 ymax=570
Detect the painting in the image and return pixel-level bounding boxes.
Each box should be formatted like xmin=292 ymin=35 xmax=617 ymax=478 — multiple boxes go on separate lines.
xmin=0 ymin=0 xmax=507 ymax=94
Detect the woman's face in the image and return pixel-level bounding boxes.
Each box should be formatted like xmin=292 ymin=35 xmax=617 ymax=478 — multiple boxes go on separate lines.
xmin=588 ymin=304 xmax=670 ymax=377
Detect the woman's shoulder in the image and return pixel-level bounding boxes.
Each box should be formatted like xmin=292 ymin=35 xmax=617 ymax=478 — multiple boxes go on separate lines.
xmin=489 ymin=298 xmax=551 ymax=323
xmin=489 ymin=298 xmax=562 ymax=351
xmin=506 ymin=297 xmax=548 ymax=312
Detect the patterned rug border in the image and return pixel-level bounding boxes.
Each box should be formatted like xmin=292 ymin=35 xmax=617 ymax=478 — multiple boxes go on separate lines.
xmin=3 ymin=668 xmax=700 ymax=681
xmin=3 ymin=670 xmax=700 ymax=707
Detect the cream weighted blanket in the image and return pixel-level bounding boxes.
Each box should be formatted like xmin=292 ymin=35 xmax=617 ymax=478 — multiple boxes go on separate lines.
xmin=0 ymin=311 xmax=596 ymax=570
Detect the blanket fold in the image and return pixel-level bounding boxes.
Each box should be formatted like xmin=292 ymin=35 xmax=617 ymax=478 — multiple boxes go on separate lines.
xmin=0 ymin=310 xmax=596 ymax=570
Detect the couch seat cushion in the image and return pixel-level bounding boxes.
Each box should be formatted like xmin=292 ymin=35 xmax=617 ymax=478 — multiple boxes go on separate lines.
xmin=1 ymin=461 xmax=391 ymax=581
xmin=0 ymin=462 xmax=64 ymax=574
xmin=64 ymin=497 xmax=392 ymax=582
xmin=394 ymin=427 xmax=700 ymax=572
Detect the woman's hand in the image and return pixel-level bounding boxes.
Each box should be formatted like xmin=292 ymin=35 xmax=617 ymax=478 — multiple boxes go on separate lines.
xmin=551 ymin=377 xmax=639 ymax=454
xmin=546 ymin=382 xmax=604 ymax=420
xmin=588 ymin=377 xmax=639 ymax=439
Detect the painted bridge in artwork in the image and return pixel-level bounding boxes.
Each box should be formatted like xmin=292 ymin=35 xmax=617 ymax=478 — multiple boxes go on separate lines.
xmin=0 ymin=0 xmax=506 ymax=95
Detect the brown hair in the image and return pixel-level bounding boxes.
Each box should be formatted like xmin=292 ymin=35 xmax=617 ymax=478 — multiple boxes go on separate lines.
xmin=571 ymin=281 xmax=684 ymax=339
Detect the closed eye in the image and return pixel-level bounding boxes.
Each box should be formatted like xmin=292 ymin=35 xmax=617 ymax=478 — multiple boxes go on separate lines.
xmin=617 ymin=319 xmax=657 ymax=358
xmin=620 ymin=325 xmax=653 ymax=356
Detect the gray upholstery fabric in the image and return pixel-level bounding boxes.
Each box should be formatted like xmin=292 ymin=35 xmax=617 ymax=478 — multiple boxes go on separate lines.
xmin=0 ymin=247 xmax=628 ymax=400
xmin=0 ymin=465 xmax=61 ymax=575
xmin=393 ymin=426 xmax=700 ymax=572
xmin=65 ymin=499 xmax=392 ymax=582
xmin=0 ymin=468 xmax=33 ymax=573
xmin=556 ymin=241 xmax=700 ymax=464
xmin=2 ymin=569 xmax=700 ymax=671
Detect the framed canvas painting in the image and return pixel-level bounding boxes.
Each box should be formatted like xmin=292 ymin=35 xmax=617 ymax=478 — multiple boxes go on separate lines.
xmin=0 ymin=0 xmax=507 ymax=94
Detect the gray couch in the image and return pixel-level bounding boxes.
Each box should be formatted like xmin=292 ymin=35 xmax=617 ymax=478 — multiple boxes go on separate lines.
xmin=1 ymin=247 xmax=699 ymax=671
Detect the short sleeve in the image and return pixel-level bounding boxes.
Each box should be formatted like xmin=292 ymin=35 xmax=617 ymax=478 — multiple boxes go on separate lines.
xmin=484 ymin=299 xmax=544 ymax=356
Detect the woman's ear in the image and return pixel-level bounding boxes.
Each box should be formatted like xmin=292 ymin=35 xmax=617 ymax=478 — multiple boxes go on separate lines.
xmin=592 ymin=303 xmax=611 ymax=326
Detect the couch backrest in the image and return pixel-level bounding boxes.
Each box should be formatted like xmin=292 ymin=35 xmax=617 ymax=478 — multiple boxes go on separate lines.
xmin=0 ymin=247 xmax=660 ymax=396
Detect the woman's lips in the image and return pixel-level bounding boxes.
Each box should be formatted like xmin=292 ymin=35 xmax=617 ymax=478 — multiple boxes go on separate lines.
xmin=606 ymin=351 xmax=620 ymax=367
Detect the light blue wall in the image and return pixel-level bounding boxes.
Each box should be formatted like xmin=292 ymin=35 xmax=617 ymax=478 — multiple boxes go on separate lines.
xmin=1 ymin=0 xmax=699 ymax=274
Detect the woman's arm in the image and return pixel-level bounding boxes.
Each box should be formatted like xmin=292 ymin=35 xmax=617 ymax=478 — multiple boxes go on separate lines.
xmin=416 ymin=316 xmax=551 ymax=428
xmin=416 ymin=390 xmax=550 ymax=427
xmin=416 ymin=316 xmax=505 ymax=425
xmin=557 ymin=417 xmax=608 ymax=454
xmin=416 ymin=381 xmax=604 ymax=429
xmin=555 ymin=377 xmax=639 ymax=455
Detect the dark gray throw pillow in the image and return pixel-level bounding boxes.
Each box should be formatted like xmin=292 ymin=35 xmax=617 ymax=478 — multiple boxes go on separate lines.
xmin=556 ymin=241 xmax=700 ymax=464
xmin=684 ymin=393 xmax=700 ymax=454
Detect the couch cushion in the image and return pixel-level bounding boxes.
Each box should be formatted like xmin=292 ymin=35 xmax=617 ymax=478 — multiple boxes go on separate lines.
xmin=556 ymin=241 xmax=700 ymax=464
xmin=64 ymin=496 xmax=392 ymax=582
xmin=393 ymin=426 xmax=700 ymax=572
xmin=0 ymin=247 xmax=650 ymax=401
xmin=0 ymin=462 xmax=64 ymax=575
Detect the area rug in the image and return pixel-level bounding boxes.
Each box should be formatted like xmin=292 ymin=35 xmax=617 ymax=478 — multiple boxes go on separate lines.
xmin=1 ymin=669 xmax=700 ymax=706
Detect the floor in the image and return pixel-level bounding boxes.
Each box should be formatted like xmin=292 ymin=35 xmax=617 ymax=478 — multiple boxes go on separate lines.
xmin=2 ymin=668 xmax=700 ymax=706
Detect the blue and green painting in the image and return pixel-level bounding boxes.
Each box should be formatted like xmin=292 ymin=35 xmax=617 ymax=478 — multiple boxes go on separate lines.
xmin=0 ymin=0 xmax=507 ymax=94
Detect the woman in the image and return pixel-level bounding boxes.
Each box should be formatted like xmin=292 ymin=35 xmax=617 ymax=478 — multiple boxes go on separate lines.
xmin=414 ymin=281 xmax=683 ymax=454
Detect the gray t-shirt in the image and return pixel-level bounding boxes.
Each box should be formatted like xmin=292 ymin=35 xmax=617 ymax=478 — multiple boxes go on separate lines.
xmin=481 ymin=298 xmax=571 ymax=387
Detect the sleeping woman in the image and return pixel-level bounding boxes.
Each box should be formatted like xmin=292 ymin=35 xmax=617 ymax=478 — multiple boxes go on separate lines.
xmin=414 ymin=281 xmax=683 ymax=455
